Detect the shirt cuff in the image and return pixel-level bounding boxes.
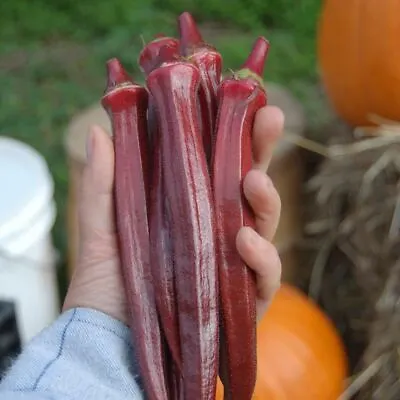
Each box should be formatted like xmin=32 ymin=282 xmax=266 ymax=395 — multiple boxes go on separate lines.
xmin=0 ymin=308 xmax=144 ymax=400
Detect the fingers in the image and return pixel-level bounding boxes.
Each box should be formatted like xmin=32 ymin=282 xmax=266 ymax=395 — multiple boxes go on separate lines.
xmin=79 ymin=125 xmax=116 ymax=238
xmin=252 ymin=105 xmax=284 ymax=172
xmin=236 ymin=227 xmax=281 ymax=319
xmin=243 ymin=169 xmax=281 ymax=241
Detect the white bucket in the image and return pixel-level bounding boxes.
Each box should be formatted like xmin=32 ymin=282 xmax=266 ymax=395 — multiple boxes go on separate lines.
xmin=0 ymin=137 xmax=59 ymax=344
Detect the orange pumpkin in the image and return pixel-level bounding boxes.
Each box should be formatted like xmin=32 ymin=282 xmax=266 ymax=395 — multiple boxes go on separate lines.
xmin=216 ymin=284 xmax=347 ymax=399
xmin=318 ymin=0 xmax=400 ymax=127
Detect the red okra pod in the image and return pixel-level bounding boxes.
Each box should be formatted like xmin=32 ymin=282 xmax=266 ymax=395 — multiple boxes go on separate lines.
xmin=139 ymin=35 xmax=180 ymax=153
xmin=212 ymin=37 xmax=270 ymax=400
xmin=101 ymin=58 xmax=168 ymax=400
xmin=147 ymin=60 xmax=219 ymax=400
xmin=139 ymin=36 xmax=182 ymax=372
xmin=178 ymin=12 xmax=222 ymax=164
xmin=138 ymin=35 xmax=180 ymax=76
xmin=148 ymin=137 xmax=182 ymax=370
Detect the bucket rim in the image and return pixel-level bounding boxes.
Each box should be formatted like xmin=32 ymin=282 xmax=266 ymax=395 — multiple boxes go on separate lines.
xmin=0 ymin=137 xmax=55 ymax=246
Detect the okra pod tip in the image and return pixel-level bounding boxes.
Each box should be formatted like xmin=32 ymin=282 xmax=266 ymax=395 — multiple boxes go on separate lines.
xmin=237 ymin=36 xmax=270 ymax=81
xmin=104 ymin=58 xmax=133 ymax=93
xmin=178 ymin=11 xmax=206 ymax=55
xmin=138 ymin=36 xmax=180 ymax=75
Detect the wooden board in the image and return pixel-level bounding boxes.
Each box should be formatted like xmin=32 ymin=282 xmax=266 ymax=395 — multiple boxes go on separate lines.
xmin=64 ymin=83 xmax=306 ymax=282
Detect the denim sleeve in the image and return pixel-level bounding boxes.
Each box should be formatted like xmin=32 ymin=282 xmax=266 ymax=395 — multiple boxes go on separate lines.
xmin=0 ymin=308 xmax=144 ymax=400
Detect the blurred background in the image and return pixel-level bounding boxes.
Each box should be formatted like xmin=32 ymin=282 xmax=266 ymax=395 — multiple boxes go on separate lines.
xmin=2 ymin=1 xmax=399 ymax=399
xmin=0 ymin=0 xmax=324 ymax=291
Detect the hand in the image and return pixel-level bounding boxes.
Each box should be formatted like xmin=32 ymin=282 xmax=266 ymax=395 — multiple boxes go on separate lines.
xmin=237 ymin=105 xmax=283 ymax=319
xmin=63 ymin=105 xmax=284 ymax=324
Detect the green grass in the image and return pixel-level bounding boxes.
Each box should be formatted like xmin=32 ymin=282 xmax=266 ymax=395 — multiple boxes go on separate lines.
xmin=0 ymin=0 xmax=324 ymax=296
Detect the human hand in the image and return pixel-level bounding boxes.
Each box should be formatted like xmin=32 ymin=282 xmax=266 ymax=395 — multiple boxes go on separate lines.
xmin=237 ymin=105 xmax=283 ymax=319
xmin=63 ymin=105 xmax=284 ymax=324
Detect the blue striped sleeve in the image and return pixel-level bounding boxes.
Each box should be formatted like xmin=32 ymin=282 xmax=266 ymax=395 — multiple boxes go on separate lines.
xmin=0 ymin=308 xmax=144 ymax=400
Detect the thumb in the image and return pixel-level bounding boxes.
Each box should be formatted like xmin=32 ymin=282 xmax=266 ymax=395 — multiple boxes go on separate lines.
xmin=63 ymin=125 xmax=127 ymax=323
xmin=79 ymin=125 xmax=115 ymax=239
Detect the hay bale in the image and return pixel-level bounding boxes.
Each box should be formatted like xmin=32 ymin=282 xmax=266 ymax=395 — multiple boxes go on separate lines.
xmin=301 ymin=122 xmax=400 ymax=399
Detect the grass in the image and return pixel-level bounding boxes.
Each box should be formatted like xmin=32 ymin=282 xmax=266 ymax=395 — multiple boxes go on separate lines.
xmin=0 ymin=1 xmax=324 ymax=296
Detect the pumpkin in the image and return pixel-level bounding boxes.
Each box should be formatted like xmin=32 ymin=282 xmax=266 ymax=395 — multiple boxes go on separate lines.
xmin=216 ymin=284 xmax=348 ymax=399
xmin=317 ymin=0 xmax=400 ymax=127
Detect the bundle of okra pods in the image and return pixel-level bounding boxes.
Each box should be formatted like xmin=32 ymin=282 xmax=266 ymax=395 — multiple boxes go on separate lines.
xmin=101 ymin=11 xmax=269 ymax=400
